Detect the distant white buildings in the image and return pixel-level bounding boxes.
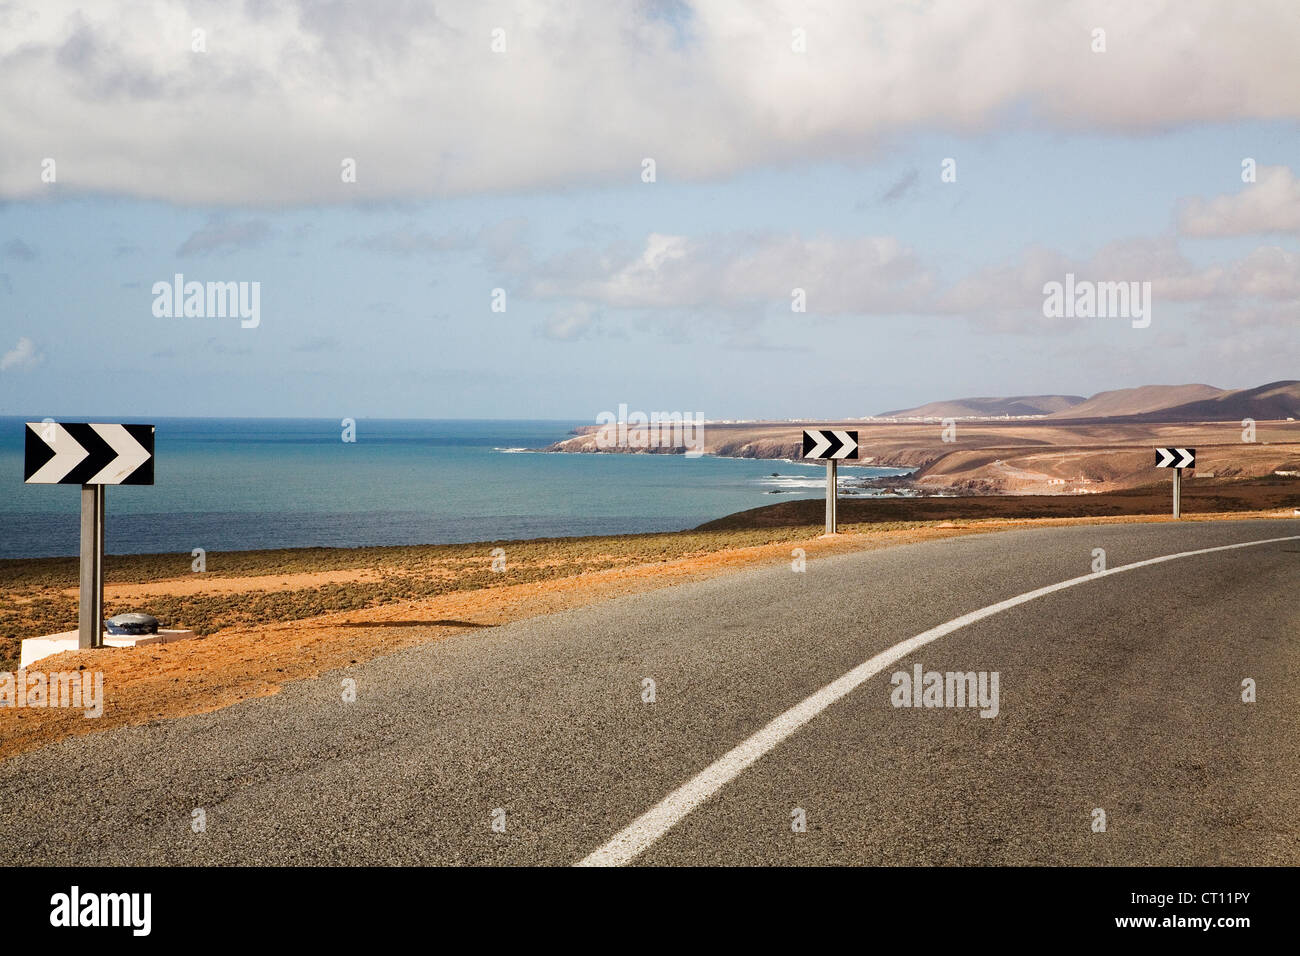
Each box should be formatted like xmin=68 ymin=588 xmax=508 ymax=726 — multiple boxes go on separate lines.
xmin=858 ymin=414 xmax=1053 ymax=423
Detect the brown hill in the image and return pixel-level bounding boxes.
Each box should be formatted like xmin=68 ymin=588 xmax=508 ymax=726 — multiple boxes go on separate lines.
xmin=880 ymin=381 xmax=1299 ymax=425
xmin=1046 ymin=384 xmax=1225 ymax=419
xmin=877 ymin=394 xmax=1085 ymax=419
xmin=1126 ymin=380 xmax=1300 ymax=423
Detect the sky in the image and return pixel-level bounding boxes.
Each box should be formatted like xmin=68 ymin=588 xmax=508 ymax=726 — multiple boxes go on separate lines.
xmin=0 ymin=0 xmax=1297 ymax=421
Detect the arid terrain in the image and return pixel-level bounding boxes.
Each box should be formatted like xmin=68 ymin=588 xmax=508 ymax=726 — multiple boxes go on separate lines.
xmin=548 ymin=417 xmax=1300 ymax=494
xmin=543 ymin=381 xmax=1300 ymax=494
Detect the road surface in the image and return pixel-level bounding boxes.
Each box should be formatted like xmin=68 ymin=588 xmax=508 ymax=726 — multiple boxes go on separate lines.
xmin=2 ymin=519 xmax=1297 ymax=865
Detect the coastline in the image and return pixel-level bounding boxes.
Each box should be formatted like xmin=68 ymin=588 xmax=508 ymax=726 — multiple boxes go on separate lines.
xmin=538 ymin=417 xmax=1300 ymax=495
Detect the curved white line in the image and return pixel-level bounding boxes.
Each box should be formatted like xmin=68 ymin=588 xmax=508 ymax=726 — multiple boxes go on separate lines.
xmin=577 ymin=533 xmax=1300 ymax=866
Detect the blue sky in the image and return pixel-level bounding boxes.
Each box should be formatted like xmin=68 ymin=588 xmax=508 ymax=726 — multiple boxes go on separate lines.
xmin=1 ymin=1 xmax=1297 ymax=420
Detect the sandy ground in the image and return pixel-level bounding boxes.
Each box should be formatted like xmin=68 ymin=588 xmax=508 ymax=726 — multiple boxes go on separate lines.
xmin=550 ymin=419 xmax=1300 ymax=494
xmin=2 ymin=509 xmax=1295 ymax=762
xmin=56 ymin=568 xmax=394 ymax=600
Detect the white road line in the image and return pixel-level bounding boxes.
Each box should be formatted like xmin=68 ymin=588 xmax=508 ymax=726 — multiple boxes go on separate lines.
xmin=577 ymin=533 xmax=1300 ymax=866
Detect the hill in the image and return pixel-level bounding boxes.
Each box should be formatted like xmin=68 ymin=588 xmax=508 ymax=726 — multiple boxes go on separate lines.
xmin=876 ymin=394 xmax=1085 ymax=419
xmin=879 ymin=381 xmax=1300 ymax=424
xmin=1045 ymin=384 xmax=1225 ymax=419
xmin=1124 ymin=380 xmax=1300 ymax=423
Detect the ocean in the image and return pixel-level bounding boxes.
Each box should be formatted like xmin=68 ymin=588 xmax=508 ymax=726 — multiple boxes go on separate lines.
xmin=0 ymin=418 xmax=911 ymax=559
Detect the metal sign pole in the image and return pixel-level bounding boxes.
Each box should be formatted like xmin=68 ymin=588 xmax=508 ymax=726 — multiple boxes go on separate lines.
xmin=78 ymin=483 xmax=105 ymax=649
xmin=825 ymin=459 xmax=838 ymax=534
xmin=1172 ymin=467 xmax=1181 ymax=520
xmin=97 ymin=484 xmax=105 ymax=644
xmin=831 ymin=459 xmax=838 ymax=532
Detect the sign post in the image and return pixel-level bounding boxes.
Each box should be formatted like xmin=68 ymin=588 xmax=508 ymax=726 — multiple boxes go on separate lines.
xmin=1154 ymin=447 xmax=1194 ymax=520
xmin=78 ymin=484 xmax=106 ymax=648
xmin=803 ymin=429 xmax=859 ymax=535
xmin=25 ymin=422 xmax=155 ymax=649
xmin=825 ymin=458 xmax=838 ymax=533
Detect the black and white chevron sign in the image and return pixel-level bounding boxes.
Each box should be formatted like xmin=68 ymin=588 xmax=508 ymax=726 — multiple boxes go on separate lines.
xmin=1155 ymin=446 xmax=1195 ymax=469
xmin=802 ymin=429 xmax=859 ymax=460
xmin=24 ymin=422 xmax=155 ymax=485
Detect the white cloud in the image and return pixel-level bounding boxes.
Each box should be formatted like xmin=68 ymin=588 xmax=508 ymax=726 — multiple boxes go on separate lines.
xmin=1 ymin=1 xmax=1297 ymax=204
xmin=1154 ymin=244 xmax=1300 ymax=303
xmin=528 ymin=231 xmax=935 ymax=314
xmin=517 ymin=230 xmax=1300 ymax=331
xmin=939 ymin=234 xmax=1299 ymax=306
xmin=1178 ymin=165 xmax=1300 ymax=237
xmin=1 ymin=336 xmax=41 ymax=370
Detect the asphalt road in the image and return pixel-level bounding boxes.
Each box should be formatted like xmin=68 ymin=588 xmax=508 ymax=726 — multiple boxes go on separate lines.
xmin=2 ymin=519 xmax=1297 ymax=866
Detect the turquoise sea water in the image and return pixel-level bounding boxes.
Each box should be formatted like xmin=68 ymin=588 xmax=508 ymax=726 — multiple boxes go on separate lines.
xmin=0 ymin=418 xmax=910 ymax=559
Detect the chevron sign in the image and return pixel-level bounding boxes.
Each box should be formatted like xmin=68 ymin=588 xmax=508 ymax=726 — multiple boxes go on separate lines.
xmin=1155 ymin=446 xmax=1195 ymax=469
xmin=802 ymin=429 xmax=859 ymax=460
xmin=24 ymin=422 xmax=155 ymax=485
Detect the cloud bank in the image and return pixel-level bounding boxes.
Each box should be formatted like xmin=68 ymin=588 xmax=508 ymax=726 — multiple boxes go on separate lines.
xmin=2 ymin=0 xmax=1298 ymax=204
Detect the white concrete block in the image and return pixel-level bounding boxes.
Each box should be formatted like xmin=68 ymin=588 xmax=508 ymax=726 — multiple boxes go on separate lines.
xmin=20 ymin=629 xmax=198 ymax=669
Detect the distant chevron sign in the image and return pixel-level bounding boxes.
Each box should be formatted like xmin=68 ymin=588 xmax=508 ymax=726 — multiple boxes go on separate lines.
xmin=802 ymin=429 xmax=859 ymax=460
xmin=24 ymin=422 xmax=155 ymax=485
xmin=1155 ymin=446 xmax=1195 ymax=469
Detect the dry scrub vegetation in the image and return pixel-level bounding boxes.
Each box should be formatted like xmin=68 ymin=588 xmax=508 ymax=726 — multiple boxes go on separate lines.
xmin=0 ymin=525 xmax=909 ymax=670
